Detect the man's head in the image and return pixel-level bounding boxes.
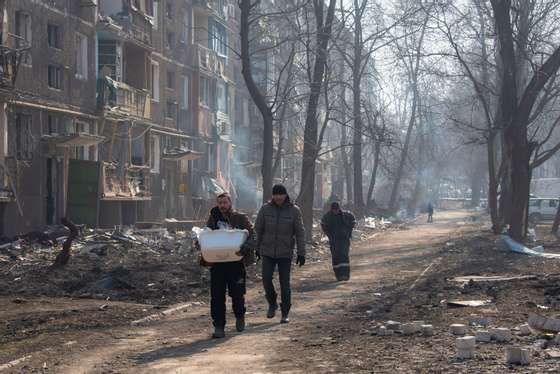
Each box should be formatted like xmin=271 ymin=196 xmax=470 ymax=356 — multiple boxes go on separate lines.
xmin=330 ymin=202 xmax=341 ymax=214
xmin=216 ymin=192 xmax=232 ymax=214
xmin=272 ymin=184 xmax=288 ymax=206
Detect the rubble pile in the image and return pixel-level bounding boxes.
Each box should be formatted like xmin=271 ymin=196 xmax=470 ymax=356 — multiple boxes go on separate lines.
xmin=0 ymin=225 xmax=204 ymax=305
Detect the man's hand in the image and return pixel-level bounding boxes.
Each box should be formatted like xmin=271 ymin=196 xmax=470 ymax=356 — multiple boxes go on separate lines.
xmin=296 ymin=255 xmax=305 ymax=267
xmin=237 ymin=243 xmax=251 ymax=257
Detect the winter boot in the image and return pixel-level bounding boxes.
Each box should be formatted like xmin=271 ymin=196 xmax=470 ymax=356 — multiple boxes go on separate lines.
xmin=212 ymin=326 xmax=225 ymax=339
xmin=236 ymin=316 xmax=245 ymax=332
xmin=267 ymin=303 xmax=278 ymax=319
xmin=280 ymin=303 xmax=290 ymax=324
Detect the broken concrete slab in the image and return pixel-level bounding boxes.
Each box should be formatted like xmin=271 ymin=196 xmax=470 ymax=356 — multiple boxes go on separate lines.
xmin=528 ymin=314 xmax=560 ymax=333
xmin=545 ymin=349 xmax=560 ymax=359
xmin=386 ymin=321 xmax=401 ymax=331
xmin=456 ymin=336 xmax=476 ymax=350
xmin=401 ymin=323 xmax=417 ymax=335
xmin=518 ymin=324 xmax=532 ymax=336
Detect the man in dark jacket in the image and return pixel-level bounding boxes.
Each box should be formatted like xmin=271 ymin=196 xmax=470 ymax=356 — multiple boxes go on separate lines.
xmin=427 ymin=202 xmax=434 ymax=223
xmin=204 ymin=192 xmax=255 ymax=339
xmin=321 ymin=202 xmax=356 ymax=281
xmin=254 ymin=184 xmax=305 ymax=323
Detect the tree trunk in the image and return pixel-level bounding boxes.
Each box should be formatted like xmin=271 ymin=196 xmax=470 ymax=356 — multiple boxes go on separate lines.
xmin=552 ymin=203 xmax=560 ymax=236
xmin=366 ymin=140 xmax=381 ymax=210
xmin=52 ymin=218 xmax=78 ymax=268
xmin=341 ymin=123 xmax=353 ymax=204
xmin=298 ymin=0 xmax=337 ymax=240
xmin=352 ymin=0 xmax=365 ymax=218
xmin=239 ymin=0 xmax=275 ymax=204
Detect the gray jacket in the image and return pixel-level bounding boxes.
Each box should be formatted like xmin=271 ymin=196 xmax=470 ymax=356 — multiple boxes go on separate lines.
xmin=255 ymin=199 xmax=305 ymax=259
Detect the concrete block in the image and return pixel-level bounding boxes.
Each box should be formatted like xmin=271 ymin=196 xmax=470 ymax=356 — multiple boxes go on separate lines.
xmin=412 ymin=320 xmax=425 ymax=332
xmin=386 ymin=321 xmax=401 ymax=331
xmin=450 ymin=324 xmax=467 ymax=336
xmin=476 ymin=330 xmax=492 ymax=343
xmin=378 ymin=326 xmax=387 ymax=336
xmin=421 ymin=324 xmax=434 ymax=336
xmin=385 ymin=329 xmax=394 ymax=336
xmin=506 ymin=346 xmax=530 ymax=365
xmin=457 ymin=349 xmax=475 ymax=359
xmin=456 ymin=336 xmax=476 ymax=350
xmin=402 ymin=323 xmax=417 ymax=335
xmin=491 ymin=327 xmax=513 ymax=342
xmin=518 ymin=324 xmax=531 ymax=337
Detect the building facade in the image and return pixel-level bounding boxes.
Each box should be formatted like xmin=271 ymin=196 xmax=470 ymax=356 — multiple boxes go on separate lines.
xmin=0 ymin=0 xmax=253 ymax=236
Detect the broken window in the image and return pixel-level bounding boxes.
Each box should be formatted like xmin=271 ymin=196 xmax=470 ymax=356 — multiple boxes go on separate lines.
xmin=47 ymin=24 xmax=61 ymax=49
xmin=209 ymin=19 xmax=227 ymax=57
xmin=166 ymin=70 xmax=175 ymax=90
xmin=217 ymin=81 xmax=229 ymax=114
xmin=149 ymin=135 xmax=160 ymax=173
xmin=166 ymin=100 xmax=176 ymax=120
xmin=150 ymin=61 xmax=160 ymax=101
xmin=166 ymin=31 xmax=175 ymax=49
xmin=15 ymin=11 xmax=32 ymax=64
xmin=200 ymin=76 xmax=210 ymax=107
xmin=181 ymin=75 xmax=189 ymax=110
xmin=98 ymin=40 xmax=118 ymax=80
xmin=14 ymin=113 xmax=32 ymax=161
xmin=166 ymin=1 xmax=173 ymax=19
xmin=181 ymin=12 xmax=189 ymax=43
xmin=45 ymin=114 xmax=60 ymax=135
xmin=75 ymin=33 xmax=88 ymax=80
xmin=48 ymin=65 xmax=62 ymax=89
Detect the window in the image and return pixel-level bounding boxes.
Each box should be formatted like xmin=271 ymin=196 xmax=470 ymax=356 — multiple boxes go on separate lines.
xmin=166 ymin=70 xmax=175 ymax=90
xmin=47 ymin=24 xmax=61 ymax=49
xmin=217 ymin=82 xmax=229 ymax=114
xmin=166 ymin=1 xmax=173 ymax=19
xmin=45 ymin=114 xmax=60 ymax=135
xmin=149 ymin=135 xmax=160 ymax=173
xmin=153 ymin=1 xmax=159 ymax=30
xmin=209 ymin=20 xmax=227 ymax=56
xmin=529 ymin=199 xmax=541 ymax=208
xmin=166 ymin=101 xmax=176 ymax=119
xmin=550 ymin=200 xmax=558 ymax=208
xmin=48 ymin=65 xmax=62 ymax=89
xmin=150 ymin=62 xmax=160 ymax=101
xmin=181 ymin=12 xmax=189 ymax=43
xmin=166 ymin=31 xmax=175 ymax=49
xmin=75 ymin=33 xmax=88 ymax=80
xmin=14 ymin=113 xmax=32 ymax=161
xmin=200 ymin=76 xmax=210 ymax=107
xmin=15 ymin=11 xmax=32 ymax=64
xmin=98 ymin=40 xmax=118 ymax=80
xmin=207 ymin=143 xmax=216 ymax=172
xmin=181 ymin=75 xmax=189 ymax=109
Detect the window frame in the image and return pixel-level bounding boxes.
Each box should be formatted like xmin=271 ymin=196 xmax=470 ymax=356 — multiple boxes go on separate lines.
xmin=150 ymin=61 xmax=160 ymax=102
xmin=47 ymin=24 xmax=62 ymax=50
xmin=47 ymin=65 xmax=63 ymax=90
xmin=75 ymin=32 xmax=88 ymax=80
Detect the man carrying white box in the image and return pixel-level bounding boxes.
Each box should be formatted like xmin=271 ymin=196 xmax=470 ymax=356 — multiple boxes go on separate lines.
xmin=203 ymin=192 xmax=256 ymax=339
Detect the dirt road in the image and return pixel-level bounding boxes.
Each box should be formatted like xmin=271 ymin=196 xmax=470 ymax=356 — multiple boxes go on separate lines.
xmin=38 ymin=210 xmax=471 ymax=374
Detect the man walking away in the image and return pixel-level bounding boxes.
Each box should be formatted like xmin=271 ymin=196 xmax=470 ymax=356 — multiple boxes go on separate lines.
xmin=204 ymin=193 xmax=255 ymax=339
xmin=321 ymin=202 xmax=356 ymax=281
xmin=255 ymin=184 xmax=305 ymax=324
xmin=427 ymin=202 xmax=434 ymax=223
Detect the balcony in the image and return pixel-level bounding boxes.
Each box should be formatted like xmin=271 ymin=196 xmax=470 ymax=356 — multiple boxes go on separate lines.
xmin=193 ymin=0 xmax=226 ymax=19
xmin=97 ymin=77 xmax=152 ymax=121
xmin=0 ymin=160 xmax=15 ymax=203
xmin=98 ymin=5 xmax=153 ymax=48
xmin=0 ymin=43 xmax=27 ymax=89
xmin=196 ymin=45 xmax=227 ymax=76
xmin=101 ymin=162 xmax=151 ymax=201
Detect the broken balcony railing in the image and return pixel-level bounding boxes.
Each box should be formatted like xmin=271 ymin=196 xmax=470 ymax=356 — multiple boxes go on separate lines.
xmin=101 ymin=162 xmax=151 ymax=200
xmin=97 ymin=77 xmax=152 ymax=120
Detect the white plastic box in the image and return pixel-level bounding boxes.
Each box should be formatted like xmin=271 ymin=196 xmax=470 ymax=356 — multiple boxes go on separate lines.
xmin=196 ymin=228 xmax=248 ymax=263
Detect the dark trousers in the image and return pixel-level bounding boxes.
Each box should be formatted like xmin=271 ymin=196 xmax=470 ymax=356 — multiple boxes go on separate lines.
xmin=210 ymin=262 xmax=246 ymax=328
xmin=428 ymin=213 xmax=433 ymax=223
xmin=330 ymin=238 xmax=351 ymax=281
xmin=262 ymin=256 xmax=292 ymax=312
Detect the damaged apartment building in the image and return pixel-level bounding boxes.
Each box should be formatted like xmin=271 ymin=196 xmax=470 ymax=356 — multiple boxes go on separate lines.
xmin=0 ymin=0 xmax=257 ymax=236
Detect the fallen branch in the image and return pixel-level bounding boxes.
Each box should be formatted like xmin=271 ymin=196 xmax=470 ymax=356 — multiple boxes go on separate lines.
xmin=52 ymin=217 xmax=78 ymax=268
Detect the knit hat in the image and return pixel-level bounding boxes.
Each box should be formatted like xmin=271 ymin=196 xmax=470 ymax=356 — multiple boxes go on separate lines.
xmin=272 ymin=184 xmax=288 ymax=195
